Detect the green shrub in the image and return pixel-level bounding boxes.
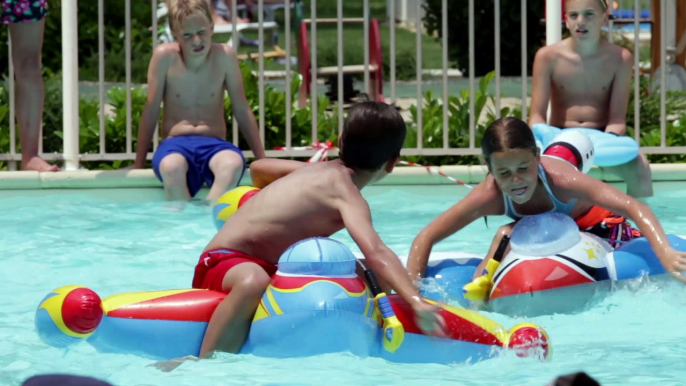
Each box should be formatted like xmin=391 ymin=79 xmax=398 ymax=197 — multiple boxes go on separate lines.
xmin=0 ymin=61 xmax=339 ymax=170
xmin=4 ymin=67 xmax=686 ymax=171
xmin=403 ymin=71 xmax=522 ymax=166
xmin=626 ymin=74 xmax=686 ymax=163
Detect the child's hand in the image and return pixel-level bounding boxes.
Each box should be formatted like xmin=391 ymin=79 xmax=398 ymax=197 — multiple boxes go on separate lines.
xmin=657 ymin=248 xmax=686 ymax=284
xmin=411 ymin=298 xmax=447 ymax=338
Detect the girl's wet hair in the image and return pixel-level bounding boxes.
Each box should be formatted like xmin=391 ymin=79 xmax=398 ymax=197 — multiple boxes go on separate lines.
xmin=481 ymin=117 xmax=538 ymax=169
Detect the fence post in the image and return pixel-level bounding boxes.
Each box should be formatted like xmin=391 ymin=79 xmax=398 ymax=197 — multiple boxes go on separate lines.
xmin=545 ymin=0 xmax=562 ymax=46
xmin=61 ymin=0 xmax=80 ymax=170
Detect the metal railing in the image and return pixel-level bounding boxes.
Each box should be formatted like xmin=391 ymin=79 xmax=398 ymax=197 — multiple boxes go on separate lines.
xmin=1 ymin=0 xmax=682 ymax=171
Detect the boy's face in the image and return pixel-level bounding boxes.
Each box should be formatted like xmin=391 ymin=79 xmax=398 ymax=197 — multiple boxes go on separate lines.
xmin=565 ymin=0 xmax=607 ymax=41
xmin=173 ymin=12 xmax=213 ymax=57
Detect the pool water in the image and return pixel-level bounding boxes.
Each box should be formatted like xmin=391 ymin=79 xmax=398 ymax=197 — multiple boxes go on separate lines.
xmin=2 ymin=183 xmax=686 ymax=386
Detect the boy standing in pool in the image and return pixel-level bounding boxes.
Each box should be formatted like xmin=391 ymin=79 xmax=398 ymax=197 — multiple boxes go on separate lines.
xmin=130 ymin=0 xmax=265 ymax=202
xmin=189 ymin=102 xmax=445 ymax=361
xmin=528 ymin=0 xmax=652 ymax=198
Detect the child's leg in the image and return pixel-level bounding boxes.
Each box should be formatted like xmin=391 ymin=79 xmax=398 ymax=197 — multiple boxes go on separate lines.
xmin=601 ymin=154 xmax=653 ymax=199
xmin=199 ymin=262 xmax=272 ymax=357
xmin=472 ymin=222 xmax=515 ymax=280
xmin=206 ymin=150 xmax=246 ymax=201
xmin=157 ymin=154 xmax=193 ymax=201
xmin=196 ymin=138 xmax=246 ymax=202
xmin=9 ymin=19 xmax=59 ymax=172
xmin=152 ymin=137 xmax=206 ymax=201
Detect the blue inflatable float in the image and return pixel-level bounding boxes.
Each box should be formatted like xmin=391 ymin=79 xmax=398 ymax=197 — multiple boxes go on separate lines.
xmin=412 ymin=212 xmax=686 ymax=316
xmin=532 ymin=123 xmax=640 ymax=167
xmin=35 ymin=237 xmax=551 ymax=364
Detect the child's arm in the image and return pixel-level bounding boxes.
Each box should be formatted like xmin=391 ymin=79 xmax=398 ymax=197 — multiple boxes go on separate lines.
xmin=133 ymin=45 xmax=171 ymax=168
xmin=407 ymin=181 xmax=503 ymax=281
xmin=605 ymin=49 xmax=633 ymax=136
xmin=528 ymin=47 xmax=554 ymax=126
xmin=333 ymin=177 xmax=446 ymax=337
xmin=561 ymin=170 xmax=686 ymax=282
xmin=222 ymin=45 xmax=266 ymax=160
xmin=249 ymin=159 xmax=307 ymax=188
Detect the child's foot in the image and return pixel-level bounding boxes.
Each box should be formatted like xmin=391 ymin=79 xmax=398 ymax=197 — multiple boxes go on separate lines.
xmin=149 ymin=356 xmax=199 ymax=372
xmin=163 ymin=201 xmax=187 ymax=212
xmin=23 ymin=156 xmax=61 ymax=172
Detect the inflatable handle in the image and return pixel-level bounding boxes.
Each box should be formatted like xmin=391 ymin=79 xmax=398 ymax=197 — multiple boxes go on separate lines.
xmin=493 ymin=235 xmax=511 ymax=263
xmin=462 ymin=235 xmax=510 ymax=302
xmin=364 ymin=269 xmax=405 ymax=353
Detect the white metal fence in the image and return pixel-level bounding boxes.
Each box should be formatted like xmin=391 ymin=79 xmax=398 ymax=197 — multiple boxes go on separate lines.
xmin=1 ymin=0 xmax=683 ymax=171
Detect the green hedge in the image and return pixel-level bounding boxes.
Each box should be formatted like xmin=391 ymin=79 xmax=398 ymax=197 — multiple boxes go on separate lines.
xmin=2 ymin=67 xmax=686 ymax=170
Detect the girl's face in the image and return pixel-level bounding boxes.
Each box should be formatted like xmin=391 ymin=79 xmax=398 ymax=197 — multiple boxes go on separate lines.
xmin=489 ymin=148 xmax=540 ymax=204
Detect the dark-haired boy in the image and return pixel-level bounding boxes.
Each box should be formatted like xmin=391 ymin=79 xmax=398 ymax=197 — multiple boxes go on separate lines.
xmin=192 ymin=101 xmax=445 ymax=358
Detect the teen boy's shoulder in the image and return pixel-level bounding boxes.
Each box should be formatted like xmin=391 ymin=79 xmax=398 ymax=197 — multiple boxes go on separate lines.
xmin=152 ymin=42 xmax=181 ymax=60
xmin=532 ymin=41 xmax=564 ymax=70
xmin=604 ymin=40 xmax=633 ymax=67
xmin=210 ymin=43 xmax=240 ymax=64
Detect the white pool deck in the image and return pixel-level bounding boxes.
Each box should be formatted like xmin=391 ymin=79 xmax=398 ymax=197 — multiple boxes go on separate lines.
xmin=1 ymin=164 xmax=686 ymax=190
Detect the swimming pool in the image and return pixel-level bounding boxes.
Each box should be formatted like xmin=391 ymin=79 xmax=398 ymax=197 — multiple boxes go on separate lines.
xmin=2 ymin=183 xmax=686 ymax=386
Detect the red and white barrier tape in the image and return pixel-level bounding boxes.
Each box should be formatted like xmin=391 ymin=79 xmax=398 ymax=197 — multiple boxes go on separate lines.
xmin=398 ymin=161 xmax=473 ymax=189
xmin=273 ymin=140 xmax=335 ymax=163
xmin=273 ymin=142 xmax=472 ymax=188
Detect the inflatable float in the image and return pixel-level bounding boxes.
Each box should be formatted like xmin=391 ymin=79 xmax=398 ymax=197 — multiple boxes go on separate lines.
xmin=35 ymin=237 xmax=551 ymax=364
xmin=411 ymin=212 xmax=686 ymax=317
xmin=532 ymin=123 xmax=640 ymax=167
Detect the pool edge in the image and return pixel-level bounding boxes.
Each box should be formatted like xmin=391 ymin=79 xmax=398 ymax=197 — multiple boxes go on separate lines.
xmin=0 ymin=164 xmax=684 ymax=189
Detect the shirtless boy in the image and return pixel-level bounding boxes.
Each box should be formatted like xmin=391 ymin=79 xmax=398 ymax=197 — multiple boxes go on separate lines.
xmin=528 ymin=0 xmax=652 ymax=198
xmin=193 ymin=102 xmax=445 ymax=358
xmin=132 ymin=0 xmax=265 ymax=201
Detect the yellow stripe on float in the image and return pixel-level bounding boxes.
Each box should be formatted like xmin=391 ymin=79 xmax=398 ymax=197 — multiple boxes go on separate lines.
xmin=272 ymin=280 xmax=368 ymax=298
xmin=265 ymin=286 xmax=284 ymax=315
xmin=101 ymin=289 xmax=199 ymax=314
xmin=252 ymin=301 xmax=270 ymax=322
xmin=424 ymin=299 xmax=510 ymax=343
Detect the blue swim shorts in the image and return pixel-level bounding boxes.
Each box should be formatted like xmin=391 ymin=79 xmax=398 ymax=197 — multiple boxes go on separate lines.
xmin=152 ymin=135 xmax=246 ymax=197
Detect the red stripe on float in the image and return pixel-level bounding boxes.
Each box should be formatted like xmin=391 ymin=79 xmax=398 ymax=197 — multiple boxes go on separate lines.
xmin=107 ymin=290 xmax=227 ymax=322
xmin=387 ymin=294 xmax=502 ymax=346
xmin=270 ymin=275 xmax=367 ymax=293
xmin=490 ymin=259 xmax=595 ymax=300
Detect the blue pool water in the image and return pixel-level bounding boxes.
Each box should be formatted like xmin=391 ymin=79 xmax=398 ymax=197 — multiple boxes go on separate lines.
xmin=2 ymin=184 xmax=686 ymax=386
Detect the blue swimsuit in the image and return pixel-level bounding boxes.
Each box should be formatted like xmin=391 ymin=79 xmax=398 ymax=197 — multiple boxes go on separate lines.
xmin=502 ymin=162 xmax=577 ymax=221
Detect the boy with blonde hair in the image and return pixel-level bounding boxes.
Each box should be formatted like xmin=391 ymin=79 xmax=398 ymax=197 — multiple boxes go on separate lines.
xmin=132 ymin=0 xmax=265 ymax=201
xmin=529 ymin=0 xmax=653 ymax=198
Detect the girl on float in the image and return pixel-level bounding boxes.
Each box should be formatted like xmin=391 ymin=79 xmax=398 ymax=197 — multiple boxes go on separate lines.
xmin=406 ymin=117 xmax=686 ymax=301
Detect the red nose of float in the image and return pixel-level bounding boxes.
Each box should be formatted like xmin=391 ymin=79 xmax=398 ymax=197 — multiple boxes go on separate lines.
xmin=544 ymin=144 xmax=579 ymax=168
xmin=62 ymin=287 xmax=103 ymax=334
xmin=507 ymin=323 xmax=551 ymax=361
xmin=490 ymin=258 xmax=596 ymax=300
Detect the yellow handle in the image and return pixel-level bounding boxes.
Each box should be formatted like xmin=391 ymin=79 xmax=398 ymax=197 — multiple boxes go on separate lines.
xmin=462 ymin=259 xmax=501 ymax=302
xmin=374 ymin=293 xmax=405 ymax=353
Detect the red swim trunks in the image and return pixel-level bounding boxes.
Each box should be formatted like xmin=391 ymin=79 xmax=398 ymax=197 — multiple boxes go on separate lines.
xmin=192 ymin=248 xmax=278 ymax=293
